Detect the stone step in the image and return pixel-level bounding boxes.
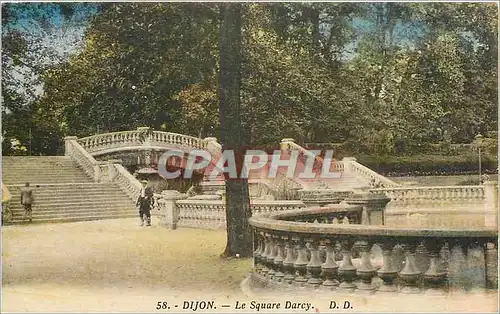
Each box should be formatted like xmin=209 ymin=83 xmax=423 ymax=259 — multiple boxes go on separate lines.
xmin=2 ymin=170 xmax=90 ymax=175
xmin=8 ymin=193 xmax=132 ymax=202
xmin=4 ymin=179 xmax=94 ymax=185
xmin=7 ymin=185 xmax=127 ymax=191
xmin=7 ymin=213 xmax=138 ymax=225
xmin=8 ymin=201 xmax=135 ymax=211
xmin=6 ymin=183 xmax=123 ymax=190
xmin=9 ymin=206 xmax=136 ymax=216
xmin=6 ymin=190 xmax=128 ymax=198
xmin=2 ymin=156 xmax=141 ymax=225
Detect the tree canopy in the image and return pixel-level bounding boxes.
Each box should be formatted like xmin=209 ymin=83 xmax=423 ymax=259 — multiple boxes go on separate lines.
xmin=2 ymin=2 xmax=498 ymax=156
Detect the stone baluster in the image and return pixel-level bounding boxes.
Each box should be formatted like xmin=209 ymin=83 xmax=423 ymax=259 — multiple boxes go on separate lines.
xmin=260 ymin=235 xmax=271 ymax=277
xmin=423 ymin=238 xmax=447 ymax=295
xmin=253 ymin=233 xmax=264 ymax=273
xmin=273 ymin=237 xmax=286 ymax=283
xmin=266 ymin=236 xmax=278 ymax=280
xmin=306 ymin=238 xmax=323 ymax=288
xmin=338 ymin=239 xmax=357 ymax=291
xmin=293 ymin=238 xmax=309 ymax=288
xmin=398 ymin=240 xmax=422 ymax=293
xmin=260 ymin=233 xmax=271 ymax=277
xmin=376 ymin=241 xmax=399 ymax=292
xmin=485 ymin=241 xmax=498 ymax=289
xmin=356 ymin=241 xmax=377 ymax=293
xmin=283 ymin=238 xmax=296 ymax=285
xmin=321 ymin=240 xmax=339 ymax=290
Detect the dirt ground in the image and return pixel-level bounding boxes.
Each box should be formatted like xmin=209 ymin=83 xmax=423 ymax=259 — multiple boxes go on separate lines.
xmin=2 ymin=218 xmax=498 ymax=313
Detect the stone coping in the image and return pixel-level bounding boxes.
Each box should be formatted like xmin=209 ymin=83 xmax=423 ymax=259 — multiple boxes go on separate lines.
xmin=175 ymin=199 xmax=304 ymax=205
xmin=299 ymin=188 xmax=353 ymax=193
xmin=77 ymin=130 xmax=204 ymax=142
xmin=88 ymin=145 xmax=199 ymax=156
xmin=249 ymin=208 xmax=498 ymax=238
xmin=370 ymin=185 xmax=484 ymax=191
xmin=275 ymin=204 xmax=362 ymax=218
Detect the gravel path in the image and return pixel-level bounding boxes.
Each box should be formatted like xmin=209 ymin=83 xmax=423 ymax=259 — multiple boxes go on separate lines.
xmin=2 ymin=218 xmax=250 ymax=312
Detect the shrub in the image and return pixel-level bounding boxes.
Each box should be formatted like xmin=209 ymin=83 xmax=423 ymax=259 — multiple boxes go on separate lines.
xmin=356 ymin=153 xmax=498 ymax=177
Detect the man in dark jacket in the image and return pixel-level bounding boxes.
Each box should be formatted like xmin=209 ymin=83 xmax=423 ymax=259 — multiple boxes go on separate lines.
xmin=20 ymin=182 xmax=34 ymax=222
xmin=136 ymin=180 xmax=154 ymax=226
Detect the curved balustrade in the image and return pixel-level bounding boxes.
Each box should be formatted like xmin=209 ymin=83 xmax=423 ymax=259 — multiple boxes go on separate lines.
xmin=371 ymin=186 xmax=485 ymax=202
xmin=249 ymin=209 xmax=498 ymax=295
xmin=298 ymin=189 xmax=354 ymax=206
xmin=76 ymin=130 xmax=209 ymax=155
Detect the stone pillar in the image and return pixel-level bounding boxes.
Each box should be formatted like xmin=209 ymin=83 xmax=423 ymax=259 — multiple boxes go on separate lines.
xmin=203 ymin=137 xmax=221 ymax=155
xmin=280 ymin=138 xmax=295 ymax=150
xmin=93 ymin=163 xmax=101 ymax=182
xmin=137 ymin=126 xmax=152 ymax=146
xmin=483 ymin=181 xmax=498 ymax=228
xmin=64 ymin=136 xmax=78 ymax=156
xmin=345 ymin=192 xmax=390 ymax=225
xmin=156 ymin=190 xmax=186 ymax=229
xmin=107 ymin=159 xmax=122 ymax=182
xmin=341 ymin=157 xmax=356 ymax=171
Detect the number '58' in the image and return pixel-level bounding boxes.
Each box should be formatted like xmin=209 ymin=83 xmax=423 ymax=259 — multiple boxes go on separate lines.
xmin=156 ymin=302 xmax=168 ymax=310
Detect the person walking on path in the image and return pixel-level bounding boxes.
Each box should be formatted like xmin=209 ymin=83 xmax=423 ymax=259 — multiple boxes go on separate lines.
xmin=136 ymin=180 xmax=154 ymax=226
xmin=20 ymin=182 xmax=34 ymax=222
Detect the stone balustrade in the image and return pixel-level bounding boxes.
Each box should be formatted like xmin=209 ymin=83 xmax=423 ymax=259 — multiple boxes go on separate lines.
xmin=370 ymin=185 xmax=485 ymax=201
xmin=75 ymin=127 xmax=211 ymax=155
xmin=153 ymin=194 xmax=307 ymax=230
xmin=64 ymin=136 xmax=100 ymax=181
xmin=112 ymin=162 xmax=143 ymax=202
xmin=279 ymin=138 xmax=398 ymax=189
xmin=2 ymin=182 xmax=13 ymax=223
xmin=65 ymin=136 xmax=144 ymax=204
xmin=249 ymin=209 xmax=498 ymax=295
xmin=298 ymin=189 xmax=354 ymax=207
xmin=343 ymin=157 xmax=400 ymax=188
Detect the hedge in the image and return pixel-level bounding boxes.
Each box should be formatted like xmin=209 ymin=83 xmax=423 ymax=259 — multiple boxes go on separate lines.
xmin=355 ymin=153 xmax=498 ymax=177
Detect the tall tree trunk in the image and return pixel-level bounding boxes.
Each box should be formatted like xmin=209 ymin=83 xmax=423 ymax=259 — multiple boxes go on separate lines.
xmin=219 ymin=3 xmax=253 ymax=258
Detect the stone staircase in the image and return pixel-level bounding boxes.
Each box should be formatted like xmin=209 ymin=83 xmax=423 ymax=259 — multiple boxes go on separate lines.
xmin=2 ymin=156 xmax=137 ymax=224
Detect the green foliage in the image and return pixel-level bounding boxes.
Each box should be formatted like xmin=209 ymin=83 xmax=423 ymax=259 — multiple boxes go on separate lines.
xmin=2 ymin=3 xmax=498 ymax=161
xmin=357 ymin=153 xmax=498 ymax=176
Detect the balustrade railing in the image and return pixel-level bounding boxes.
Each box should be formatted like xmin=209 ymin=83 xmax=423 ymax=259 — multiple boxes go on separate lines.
xmin=65 ymin=137 xmax=99 ymax=181
xmin=2 ymin=182 xmax=13 ymax=223
xmin=65 ymin=136 xmax=143 ymax=200
xmin=280 ymin=138 xmax=398 ymax=189
xmin=345 ymin=158 xmax=399 ymax=188
xmin=113 ymin=163 xmax=142 ymax=202
xmin=298 ymin=189 xmax=354 ymax=206
xmin=172 ymin=199 xmax=306 ymax=230
xmin=370 ymin=186 xmax=485 ymax=202
xmin=76 ymin=129 xmax=208 ymax=154
xmin=250 ymin=209 xmax=498 ymax=295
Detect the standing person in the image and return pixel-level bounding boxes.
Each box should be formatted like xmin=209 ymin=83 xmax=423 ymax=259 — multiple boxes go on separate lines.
xmin=136 ymin=180 xmax=154 ymax=226
xmin=20 ymin=182 xmax=34 ymax=222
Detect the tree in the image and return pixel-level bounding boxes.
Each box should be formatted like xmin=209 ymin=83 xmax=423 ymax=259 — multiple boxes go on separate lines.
xmin=219 ymin=3 xmax=253 ymax=258
xmin=1 ymin=3 xmax=95 ymax=155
